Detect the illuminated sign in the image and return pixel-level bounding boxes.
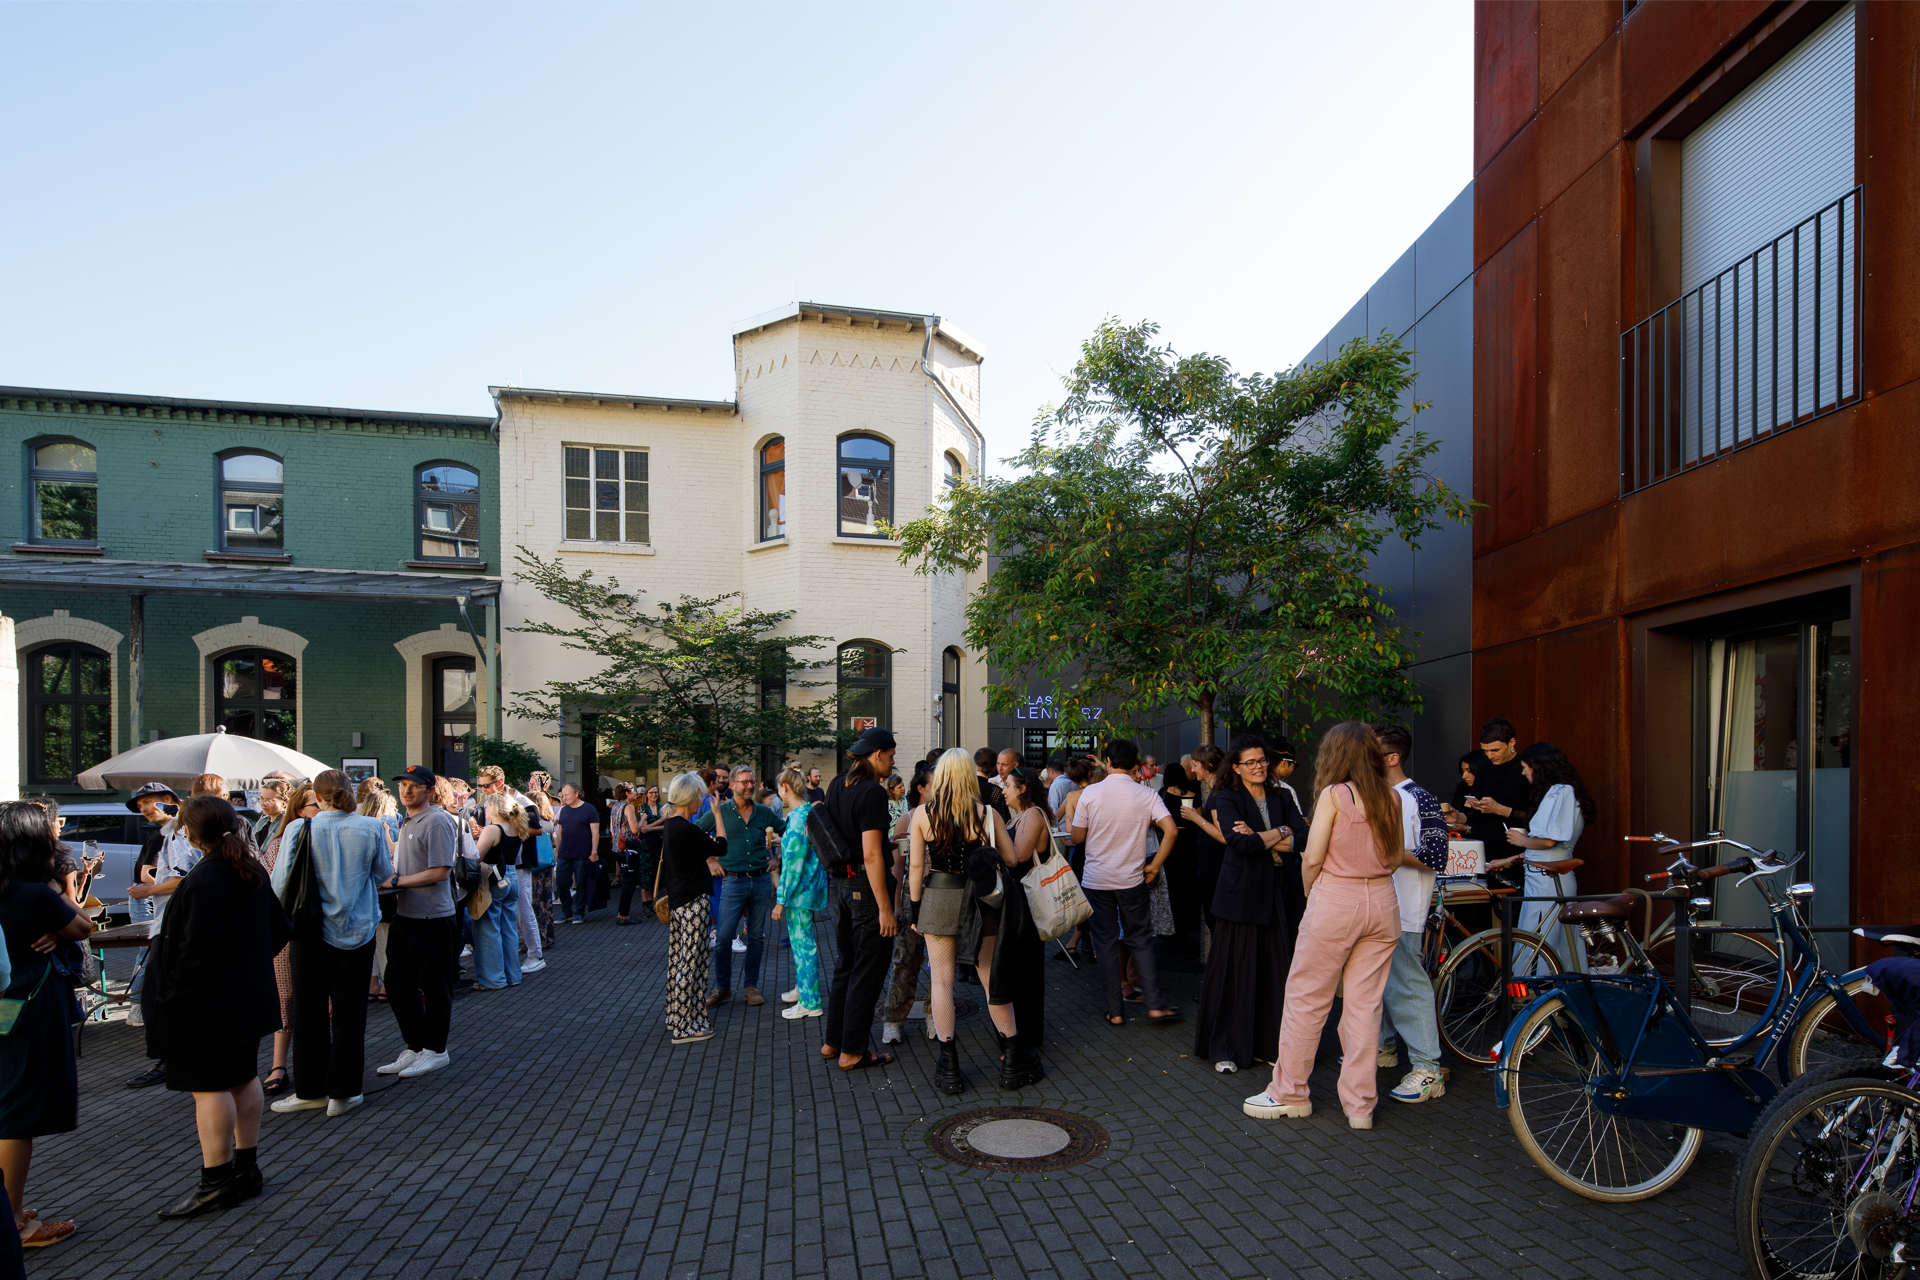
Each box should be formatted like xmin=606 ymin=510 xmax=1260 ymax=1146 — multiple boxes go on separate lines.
xmin=1013 ymin=693 xmax=1103 ymax=723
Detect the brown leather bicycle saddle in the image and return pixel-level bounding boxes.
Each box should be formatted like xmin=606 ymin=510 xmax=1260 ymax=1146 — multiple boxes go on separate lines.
xmin=1529 ymin=858 xmax=1584 ymax=875
xmin=1561 ymin=892 xmax=1638 ymax=921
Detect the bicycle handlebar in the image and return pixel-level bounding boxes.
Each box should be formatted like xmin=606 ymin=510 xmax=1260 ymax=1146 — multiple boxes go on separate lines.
xmin=1695 ymin=858 xmax=1754 ymax=881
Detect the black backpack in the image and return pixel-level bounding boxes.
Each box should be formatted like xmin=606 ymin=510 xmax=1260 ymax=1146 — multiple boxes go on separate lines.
xmin=805 ymin=784 xmax=860 ymax=877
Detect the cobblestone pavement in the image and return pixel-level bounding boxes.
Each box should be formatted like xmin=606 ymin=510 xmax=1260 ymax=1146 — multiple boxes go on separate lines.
xmin=27 ymin=910 xmax=1746 ymax=1280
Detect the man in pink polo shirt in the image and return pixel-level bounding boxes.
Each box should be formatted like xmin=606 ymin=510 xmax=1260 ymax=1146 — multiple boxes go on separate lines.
xmin=1069 ymin=739 xmax=1179 ymax=1025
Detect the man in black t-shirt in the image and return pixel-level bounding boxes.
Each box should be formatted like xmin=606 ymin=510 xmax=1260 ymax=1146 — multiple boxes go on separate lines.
xmin=820 ymin=727 xmax=899 ymax=1070
xmin=1462 ymin=718 xmax=1531 ymax=890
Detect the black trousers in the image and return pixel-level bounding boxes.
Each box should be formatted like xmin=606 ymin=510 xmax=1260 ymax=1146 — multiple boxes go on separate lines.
xmin=1086 ymin=885 xmax=1163 ymax=1018
xmin=823 ymin=876 xmax=893 ymax=1058
xmin=289 ymin=936 xmax=375 ymax=1101
xmin=387 ymin=915 xmax=459 ymax=1054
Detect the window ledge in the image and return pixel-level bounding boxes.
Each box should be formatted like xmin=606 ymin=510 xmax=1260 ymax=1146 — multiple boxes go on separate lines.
xmin=747 ymin=538 xmax=788 ymax=553
xmin=556 ymin=540 xmax=654 ymax=556
xmin=204 ymin=550 xmax=293 ymax=564
xmin=12 ymin=543 xmax=105 ymax=556
xmin=405 ymin=560 xmax=490 ymax=572
xmin=831 ymin=537 xmax=903 ymax=549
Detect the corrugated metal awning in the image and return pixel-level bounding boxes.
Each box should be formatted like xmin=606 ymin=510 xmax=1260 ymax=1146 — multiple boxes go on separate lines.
xmin=0 ymin=557 xmax=499 ymax=603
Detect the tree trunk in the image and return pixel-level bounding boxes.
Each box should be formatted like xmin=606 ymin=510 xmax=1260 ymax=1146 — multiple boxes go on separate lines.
xmin=1198 ymin=691 xmax=1214 ymax=750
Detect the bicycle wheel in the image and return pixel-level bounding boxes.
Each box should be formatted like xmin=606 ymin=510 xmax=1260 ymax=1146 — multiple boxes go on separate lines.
xmin=1642 ymin=928 xmax=1782 ymax=1047
xmin=1784 ymin=978 xmax=1881 ymax=1080
xmin=1504 ymin=993 xmax=1704 ymax=1201
xmin=1434 ymin=928 xmax=1560 ymax=1063
xmin=1734 ymin=1080 xmax=1920 ymax=1279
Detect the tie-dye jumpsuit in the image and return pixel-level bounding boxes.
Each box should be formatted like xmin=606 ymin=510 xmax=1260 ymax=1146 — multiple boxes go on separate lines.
xmin=777 ymin=802 xmax=830 ymax=1010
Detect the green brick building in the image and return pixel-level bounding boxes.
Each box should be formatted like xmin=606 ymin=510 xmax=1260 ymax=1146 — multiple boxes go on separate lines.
xmin=0 ymin=386 xmax=502 ymax=797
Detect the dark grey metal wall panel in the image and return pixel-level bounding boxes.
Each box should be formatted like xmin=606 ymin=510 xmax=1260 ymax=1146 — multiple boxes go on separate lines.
xmin=1370 ymin=245 xmax=1419 ymax=340
xmin=1407 ymin=281 xmax=1473 ymax=492
xmin=1403 ymin=650 xmax=1472 ymax=799
xmin=1373 ymin=531 xmax=1416 ymax=624
xmin=1414 ymin=183 xmax=1475 ymax=325
xmin=1326 ymin=296 xmax=1370 ymax=357
xmin=1410 ymin=516 xmax=1473 ymax=662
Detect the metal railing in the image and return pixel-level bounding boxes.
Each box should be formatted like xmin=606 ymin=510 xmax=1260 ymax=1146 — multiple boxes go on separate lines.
xmin=1620 ymin=187 xmax=1862 ymax=496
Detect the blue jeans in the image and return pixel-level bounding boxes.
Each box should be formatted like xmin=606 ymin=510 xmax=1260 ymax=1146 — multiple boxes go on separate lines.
xmin=711 ymin=873 xmax=773 ymax=992
xmin=471 ymin=889 xmax=522 ymax=989
xmin=1378 ymin=930 xmax=1442 ymax=1073
xmin=555 ymin=858 xmax=595 ymax=920
xmin=128 ymin=893 xmax=155 ymax=998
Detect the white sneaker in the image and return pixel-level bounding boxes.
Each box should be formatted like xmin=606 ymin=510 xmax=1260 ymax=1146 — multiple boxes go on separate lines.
xmin=1378 ymin=1047 xmax=1399 ymax=1068
xmin=271 ymin=1095 xmax=326 ymax=1113
xmin=459 ymin=945 xmax=473 ymax=958
xmin=1242 ymin=1092 xmax=1313 ymax=1120
xmin=376 ymin=1049 xmax=419 ymax=1076
xmin=881 ymin=1023 xmax=902 ymax=1044
xmin=521 ymin=958 xmax=547 ymax=973
xmin=780 ymin=988 xmax=800 ymax=1004
xmin=126 ymin=1005 xmax=144 ymax=1027
xmin=1214 ymin=1060 xmax=1238 ymax=1074
xmin=782 ymin=1004 xmax=823 ymax=1020
xmin=732 ymin=938 xmax=747 ymax=953
xmin=1388 ymin=1068 xmax=1447 ymax=1104
xmin=399 ymin=1049 xmax=451 ymax=1078
xmin=1348 ymin=1112 xmax=1374 ymax=1130
xmin=326 ymin=1095 xmax=364 ymax=1117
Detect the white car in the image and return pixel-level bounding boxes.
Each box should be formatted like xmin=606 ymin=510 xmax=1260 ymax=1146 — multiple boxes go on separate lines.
xmin=57 ymin=802 xmax=261 ymax=921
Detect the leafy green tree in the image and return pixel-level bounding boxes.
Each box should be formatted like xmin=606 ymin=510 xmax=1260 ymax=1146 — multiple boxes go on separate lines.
xmin=891 ymin=320 xmax=1474 ymax=746
xmin=508 ymin=550 xmax=844 ymax=770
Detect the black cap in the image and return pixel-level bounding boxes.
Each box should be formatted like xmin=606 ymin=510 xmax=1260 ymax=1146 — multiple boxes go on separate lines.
xmin=848 ymin=726 xmax=897 ymax=757
xmin=126 ymin=781 xmax=178 ymax=813
xmin=393 ymin=765 xmax=437 ymax=788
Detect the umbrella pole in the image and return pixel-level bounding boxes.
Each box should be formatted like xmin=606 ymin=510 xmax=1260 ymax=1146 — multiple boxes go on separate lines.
xmin=128 ymin=593 xmax=146 ymax=750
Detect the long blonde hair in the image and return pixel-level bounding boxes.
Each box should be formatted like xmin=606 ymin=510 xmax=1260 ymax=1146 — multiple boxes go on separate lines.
xmin=359 ymin=789 xmax=398 ymax=819
xmin=1312 ymin=720 xmax=1404 ymax=872
xmin=484 ymin=792 xmax=530 ymax=838
xmin=923 ymin=748 xmax=987 ymax=849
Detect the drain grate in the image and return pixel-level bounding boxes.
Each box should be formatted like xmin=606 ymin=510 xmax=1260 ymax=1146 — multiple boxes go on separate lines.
xmin=928 ymin=1107 xmax=1109 ymax=1173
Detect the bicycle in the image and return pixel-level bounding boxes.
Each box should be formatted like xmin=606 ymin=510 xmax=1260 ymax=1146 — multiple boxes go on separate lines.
xmin=1495 ymin=842 xmax=1883 ymax=1201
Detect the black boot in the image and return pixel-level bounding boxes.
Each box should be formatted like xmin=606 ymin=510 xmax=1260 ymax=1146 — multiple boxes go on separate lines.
xmin=991 ymin=1028 xmax=1008 ymax=1064
xmin=157 ymin=1162 xmax=238 ymax=1220
xmin=232 ymin=1147 xmax=263 ymax=1201
xmin=933 ymin=1037 xmax=967 ymax=1096
xmin=999 ymin=1043 xmax=1045 ymax=1090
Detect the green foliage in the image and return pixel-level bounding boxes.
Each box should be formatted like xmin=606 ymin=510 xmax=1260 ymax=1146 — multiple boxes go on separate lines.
xmin=469 ymin=733 xmax=545 ymax=785
xmin=890 ymin=319 xmax=1477 ymax=744
xmin=508 ymin=549 xmax=844 ymax=770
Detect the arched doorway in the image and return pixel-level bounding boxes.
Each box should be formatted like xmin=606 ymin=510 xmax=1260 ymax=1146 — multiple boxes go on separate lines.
xmin=434 ymin=655 xmax=477 ymax=779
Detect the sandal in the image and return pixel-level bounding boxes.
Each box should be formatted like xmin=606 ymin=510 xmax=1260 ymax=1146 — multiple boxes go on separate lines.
xmin=18 ymin=1218 xmax=76 ymax=1248
xmin=820 ymin=1044 xmax=838 ymax=1060
xmin=261 ymin=1066 xmax=292 ymax=1099
xmin=839 ymin=1050 xmax=895 ymax=1071
xmin=1106 ymin=1014 xmax=1126 ymax=1027
xmin=1147 ymin=1007 xmax=1182 ymax=1022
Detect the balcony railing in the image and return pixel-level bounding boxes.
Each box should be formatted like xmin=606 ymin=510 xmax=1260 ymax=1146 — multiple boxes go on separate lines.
xmin=1619 ymin=187 xmax=1862 ymax=496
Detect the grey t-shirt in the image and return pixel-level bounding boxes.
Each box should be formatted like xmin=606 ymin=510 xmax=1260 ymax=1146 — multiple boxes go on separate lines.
xmin=395 ymin=806 xmax=457 ymax=919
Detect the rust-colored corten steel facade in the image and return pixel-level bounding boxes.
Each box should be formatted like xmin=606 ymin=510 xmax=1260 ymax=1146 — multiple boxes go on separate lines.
xmin=1470 ymin=0 xmax=1920 ymax=936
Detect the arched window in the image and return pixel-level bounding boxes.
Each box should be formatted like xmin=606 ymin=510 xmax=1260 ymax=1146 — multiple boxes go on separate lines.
xmin=29 ymin=440 xmax=98 ymax=545
xmin=434 ymin=656 xmax=476 ymax=778
xmin=837 ymin=640 xmax=891 ymax=768
xmin=941 ymin=647 xmax=962 ymax=749
xmin=759 ymin=438 xmax=787 ymax=540
xmin=416 ymin=462 xmax=482 ymax=561
xmin=215 ymin=649 xmax=297 ymax=744
xmin=943 ymin=451 xmax=964 ymax=489
xmin=26 ymin=643 xmax=110 ymax=783
xmin=219 ymin=452 xmax=285 ymax=552
xmin=836 ymin=434 xmax=892 ymax=538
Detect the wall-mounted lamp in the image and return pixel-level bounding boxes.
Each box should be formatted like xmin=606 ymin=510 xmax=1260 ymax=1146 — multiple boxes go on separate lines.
xmin=352 ymin=732 xmax=364 ymax=748
xmin=146 ymin=729 xmax=160 ymax=743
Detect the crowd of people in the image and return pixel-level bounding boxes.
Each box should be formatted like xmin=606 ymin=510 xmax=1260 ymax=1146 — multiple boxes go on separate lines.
xmin=0 ymin=712 xmax=1600 ymax=1257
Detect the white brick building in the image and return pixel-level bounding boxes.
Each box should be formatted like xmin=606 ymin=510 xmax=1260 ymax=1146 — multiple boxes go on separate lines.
xmin=493 ymin=302 xmax=988 ymax=787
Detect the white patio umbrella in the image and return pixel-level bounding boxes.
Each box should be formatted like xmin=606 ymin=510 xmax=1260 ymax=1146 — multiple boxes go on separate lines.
xmin=76 ymin=726 xmax=332 ymax=793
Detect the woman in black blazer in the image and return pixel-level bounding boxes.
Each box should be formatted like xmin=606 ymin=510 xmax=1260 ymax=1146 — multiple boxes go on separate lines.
xmin=1192 ymin=734 xmax=1308 ymax=1074
xmin=142 ymin=795 xmax=290 ymax=1220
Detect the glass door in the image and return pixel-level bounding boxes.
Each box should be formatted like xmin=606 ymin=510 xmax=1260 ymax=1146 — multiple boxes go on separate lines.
xmin=1702 ymin=616 xmax=1851 ymax=963
xmin=433 ymin=656 xmax=476 ymax=780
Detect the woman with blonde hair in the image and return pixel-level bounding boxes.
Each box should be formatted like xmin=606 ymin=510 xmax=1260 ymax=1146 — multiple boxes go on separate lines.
xmin=906 ymin=748 xmax=1020 ymax=1095
xmin=252 ymin=780 xmax=313 ymax=1099
xmin=771 ymin=767 xmax=828 ymax=1017
xmin=657 ymin=772 xmax=724 ymax=1044
xmin=1243 ymin=722 xmax=1407 ymax=1130
xmin=524 ymin=775 xmax=558 ymax=953
xmin=469 ymin=794 xmax=526 ymax=990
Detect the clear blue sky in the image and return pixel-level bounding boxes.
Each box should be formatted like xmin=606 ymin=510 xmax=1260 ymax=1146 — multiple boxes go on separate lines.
xmin=0 ymin=1 xmax=1472 ymax=469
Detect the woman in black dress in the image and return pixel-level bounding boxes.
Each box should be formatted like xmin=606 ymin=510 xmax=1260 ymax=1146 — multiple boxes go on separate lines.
xmin=0 ymin=801 xmax=93 ymax=1249
xmin=658 ymin=772 xmax=724 ymax=1046
xmin=1193 ymin=734 xmax=1308 ymax=1074
xmin=142 ymin=795 xmax=290 ymax=1219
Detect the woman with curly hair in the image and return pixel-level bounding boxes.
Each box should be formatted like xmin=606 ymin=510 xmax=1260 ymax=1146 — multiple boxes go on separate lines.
xmin=1486 ymin=742 xmax=1597 ymax=972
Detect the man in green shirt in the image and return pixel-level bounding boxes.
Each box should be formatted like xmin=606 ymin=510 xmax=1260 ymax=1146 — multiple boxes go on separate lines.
xmin=696 ymin=766 xmax=782 ymax=1008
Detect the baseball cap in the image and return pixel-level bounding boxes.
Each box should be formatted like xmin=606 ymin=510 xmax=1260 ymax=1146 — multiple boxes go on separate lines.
xmin=393 ymin=765 xmax=438 ymax=788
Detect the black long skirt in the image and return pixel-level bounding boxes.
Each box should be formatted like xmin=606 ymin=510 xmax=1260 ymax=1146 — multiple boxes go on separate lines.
xmin=1193 ymin=918 xmax=1294 ymax=1069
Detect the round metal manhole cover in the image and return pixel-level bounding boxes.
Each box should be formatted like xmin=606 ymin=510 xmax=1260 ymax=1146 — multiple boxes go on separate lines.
xmin=929 ymin=1107 xmax=1109 ymax=1172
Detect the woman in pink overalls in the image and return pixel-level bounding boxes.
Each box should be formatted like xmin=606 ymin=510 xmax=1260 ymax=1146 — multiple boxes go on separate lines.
xmin=1242 ymin=721 xmax=1407 ymax=1130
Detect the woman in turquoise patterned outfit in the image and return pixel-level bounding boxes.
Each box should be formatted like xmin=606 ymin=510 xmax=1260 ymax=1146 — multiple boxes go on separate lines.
xmin=771 ymin=767 xmax=828 ymax=1019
